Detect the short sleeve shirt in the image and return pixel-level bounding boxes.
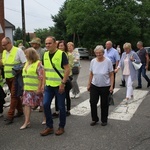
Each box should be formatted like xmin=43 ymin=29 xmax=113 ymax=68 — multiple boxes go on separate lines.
xmin=5 ymin=47 xmax=26 ymax=63
xmin=90 ymin=57 xmax=113 ymax=87
xmin=104 ymin=48 xmax=120 ymax=65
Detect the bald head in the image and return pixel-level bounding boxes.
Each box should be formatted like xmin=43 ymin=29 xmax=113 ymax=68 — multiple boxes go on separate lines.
xmin=1 ymin=37 xmax=13 ymax=51
xmin=105 ymin=41 xmax=113 ymax=50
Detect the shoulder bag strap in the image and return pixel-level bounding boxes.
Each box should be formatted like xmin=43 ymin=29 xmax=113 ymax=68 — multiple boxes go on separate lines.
xmin=49 ymin=57 xmax=63 ymax=80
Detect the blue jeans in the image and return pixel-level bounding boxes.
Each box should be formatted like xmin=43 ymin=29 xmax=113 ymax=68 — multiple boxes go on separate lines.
xmin=43 ymin=86 xmax=66 ymax=128
xmin=138 ymin=63 xmax=150 ymax=87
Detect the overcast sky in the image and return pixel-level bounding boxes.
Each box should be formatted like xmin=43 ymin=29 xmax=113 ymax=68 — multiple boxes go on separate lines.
xmin=4 ymin=0 xmax=65 ymax=32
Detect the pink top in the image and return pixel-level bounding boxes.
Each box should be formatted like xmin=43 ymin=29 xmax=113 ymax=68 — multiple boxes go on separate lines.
xmin=123 ymin=55 xmax=130 ymax=75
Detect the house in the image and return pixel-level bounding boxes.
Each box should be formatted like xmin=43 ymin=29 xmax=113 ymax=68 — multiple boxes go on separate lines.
xmin=4 ymin=19 xmax=15 ymax=42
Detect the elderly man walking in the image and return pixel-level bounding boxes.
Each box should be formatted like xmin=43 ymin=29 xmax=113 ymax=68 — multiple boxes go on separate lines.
xmin=104 ymin=41 xmax=120 ymax=91
xmin=0 ymin=37 xmax=26 ymax=124
xmin=136 ymin=41 xmax=150 ymax=89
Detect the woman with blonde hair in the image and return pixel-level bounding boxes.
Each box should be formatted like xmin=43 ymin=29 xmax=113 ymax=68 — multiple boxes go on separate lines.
xmin=20 ymin=48 xmax=44 ymax=129
xmin=115 ymin=43 xmax=141 ymax=103
xmin=67 ymin=42 xmax=80 ymax=98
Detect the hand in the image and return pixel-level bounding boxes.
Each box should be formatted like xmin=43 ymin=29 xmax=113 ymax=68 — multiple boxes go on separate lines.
xmin=114 ymin=68 xmax=118 ymax=73
xmin=36 ymin=89 xmax=42 ymax=95
xmin=130 ymin=56 xmax=134 ymax=61
xmin=109 ymin=86 xmax=113 ymax=93
xmin=87 ymin=84 xmax=90 ymax=91
xmin=41 ymin=85 xmax=45 ymax=92
xmin=59 ymin=84 xmax=65 ymax=94
xmin=145 ymin=65 xmax=148 ymax=70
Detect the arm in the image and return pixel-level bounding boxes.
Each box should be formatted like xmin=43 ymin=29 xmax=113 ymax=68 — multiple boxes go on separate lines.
xmin=59 ymin=64 xmax=70 ymax=93
xmin=87 ymin=71 xmax=93 ymax=91
xmin=109 ymin=71 xmax=114 ymax=92
xmin=130 ymin=52 xmax=141 ymax=63
xmin=115 ymin=50 xmax=120 ymax=68
xmin=0 ymin=59 xmax=3 ymax=66
xmin=36 ymin=62 xmax=44 ymax=94
xmin=145 ymin=52 xmax=149 ymax=70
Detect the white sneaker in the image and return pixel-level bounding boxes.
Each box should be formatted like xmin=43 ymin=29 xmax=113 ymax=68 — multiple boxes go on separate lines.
xmin=0 ymin=113 xmax=3 ymax=117
xmin=70 ymin=93 xmax=75 ymax=98
xmin=75 ymin=93 xmax=80 ymax=99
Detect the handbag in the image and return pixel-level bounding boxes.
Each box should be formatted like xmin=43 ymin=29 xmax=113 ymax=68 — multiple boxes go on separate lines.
xmin=50 ymin=58 xmax=72 ymax=91
xmin=132 ymin=61 xmax=142 ymax=70
xmin=108 ymin=93 xmax=114 ymax=105
xmin=72 ymin=66 xmax=79 ymax=75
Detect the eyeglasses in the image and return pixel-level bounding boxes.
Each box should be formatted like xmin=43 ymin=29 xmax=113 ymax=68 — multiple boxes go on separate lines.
xmin=2 ymin=42 xmax=9 ymax=47
xmin=45 ymin=43 xmax=51 ymax=45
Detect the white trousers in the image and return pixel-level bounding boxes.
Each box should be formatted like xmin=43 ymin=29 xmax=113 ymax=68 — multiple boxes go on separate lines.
xmin=124 ymin=75 xmax=133 ymax=99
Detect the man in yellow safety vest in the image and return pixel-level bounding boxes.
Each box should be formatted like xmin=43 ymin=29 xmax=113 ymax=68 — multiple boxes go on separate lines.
xmin=40 ymin=36 xmax=70 ymax=136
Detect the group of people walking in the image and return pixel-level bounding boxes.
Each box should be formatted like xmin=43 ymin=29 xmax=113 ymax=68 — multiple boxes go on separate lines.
xmin=0 ymin=36 xmax=149 ymax=136
xmin=0 ymin=36 xmax=80 ymax=136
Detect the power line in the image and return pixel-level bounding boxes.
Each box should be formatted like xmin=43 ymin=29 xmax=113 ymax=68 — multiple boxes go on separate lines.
xmin=5 ymin=7 xmax=51 ymax=20
xmin=32 ymin=0 xmax=56 ymax=14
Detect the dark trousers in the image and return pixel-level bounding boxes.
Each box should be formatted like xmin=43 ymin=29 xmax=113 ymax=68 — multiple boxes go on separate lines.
xmin=0 ymin=86 xmax=6 ymax=113
xmin=90 ymin=84 xmax=110 ymax=123
xmin=113 ymin=64 xmax=116 ymax=89
xmin=44 ymin=86 xmax=66 ymax=128
xmin=6 ymin=77 xmax=23 ymax=119
xmin=138 ymin=63 xmax=150 ymax=87
xmin=55 ymin=87 xmax=71 ymax=111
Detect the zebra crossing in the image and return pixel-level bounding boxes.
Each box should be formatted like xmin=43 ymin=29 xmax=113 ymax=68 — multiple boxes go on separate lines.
xmin=3 ymin=85 xmax=149 ymax=121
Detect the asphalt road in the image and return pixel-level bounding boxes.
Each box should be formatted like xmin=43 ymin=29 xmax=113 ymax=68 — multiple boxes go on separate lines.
xmin=0 ymin=59 xmax=150 ymax=150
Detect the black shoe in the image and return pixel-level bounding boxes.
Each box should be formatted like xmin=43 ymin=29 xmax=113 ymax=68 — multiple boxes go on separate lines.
xmin=66 ymin=111 xmax=71 ymax=117
xmin=120 ymin=84 xmax=125 ymax=87
xmin=5 ymin=118 xmax=13 ymax=125
xmin=147 ymin=82 xmax=150 ymax=88
xmin=14 ymin=112 xmax=23 ymax=118
xmin=120 ymin=80 xmax=125 ymax=87
xmin=90 ymin=120 xmax=99 ymax=126
xmin=52 ymin=112 xmax=59 ymax=119
xmin=101 ymin=122 xmax=107 ymax=126
xmin=135 ymin=86 xmax=142 ymax=89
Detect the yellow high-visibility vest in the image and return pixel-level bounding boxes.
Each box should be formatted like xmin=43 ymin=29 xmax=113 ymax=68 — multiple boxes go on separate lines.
xmin=44 ymin=50 xmax=64 ymax=87
xmin=2 ymin=46 xmax=20 ymax=78
xmin=22 ymin=60 xmax=40 ymax=91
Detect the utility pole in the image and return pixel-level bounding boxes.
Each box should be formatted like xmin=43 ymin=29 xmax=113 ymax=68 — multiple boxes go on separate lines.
xmin=21 ymin=0 xmax=26 ymax=47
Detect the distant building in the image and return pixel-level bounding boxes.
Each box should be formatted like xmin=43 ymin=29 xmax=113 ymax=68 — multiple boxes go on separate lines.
xmin=4 ymin=19 xmax=15 ymax=43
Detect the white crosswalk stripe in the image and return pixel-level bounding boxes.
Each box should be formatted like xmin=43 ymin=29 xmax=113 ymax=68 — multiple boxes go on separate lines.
xmin=108 ymin=90 xmax=149 ymax=121
xmin=70 ymin=88 xmax=120 ymax=116
xmin=3 ymin=85 xmax=149 ymax=121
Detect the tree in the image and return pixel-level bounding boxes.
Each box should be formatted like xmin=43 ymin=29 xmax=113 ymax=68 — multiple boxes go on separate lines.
xmin=34 ymin=28 xmax=51 ymax=47
xmin=43 ymin=0 xmax=150 ymax=50
xmin=13 ymin=27 xmax=23 ymax=41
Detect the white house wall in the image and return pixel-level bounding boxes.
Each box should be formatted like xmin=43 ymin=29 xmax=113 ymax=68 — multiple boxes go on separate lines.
xmin=5 ymin=28 xmax=14 ymax=43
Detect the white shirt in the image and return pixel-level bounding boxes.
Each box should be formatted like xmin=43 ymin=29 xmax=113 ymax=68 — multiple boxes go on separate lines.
xmin=5 ymin=46 xmax=26 ymax=63
xmin=90 ymin=57 xmax=113 ymax=87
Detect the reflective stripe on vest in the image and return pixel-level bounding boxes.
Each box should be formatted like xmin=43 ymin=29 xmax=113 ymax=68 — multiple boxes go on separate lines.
xmin=44 ymin=50 xmax=64 ymax=87
xmin=22 ymin=60 xmax=40 ymax=90
xmin=2 ymin=46 xmax=21 ymax=78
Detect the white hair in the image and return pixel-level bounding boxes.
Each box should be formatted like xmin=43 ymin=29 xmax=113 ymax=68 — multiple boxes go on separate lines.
xmin=94 ymin=45 xmax=104 ymax=53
